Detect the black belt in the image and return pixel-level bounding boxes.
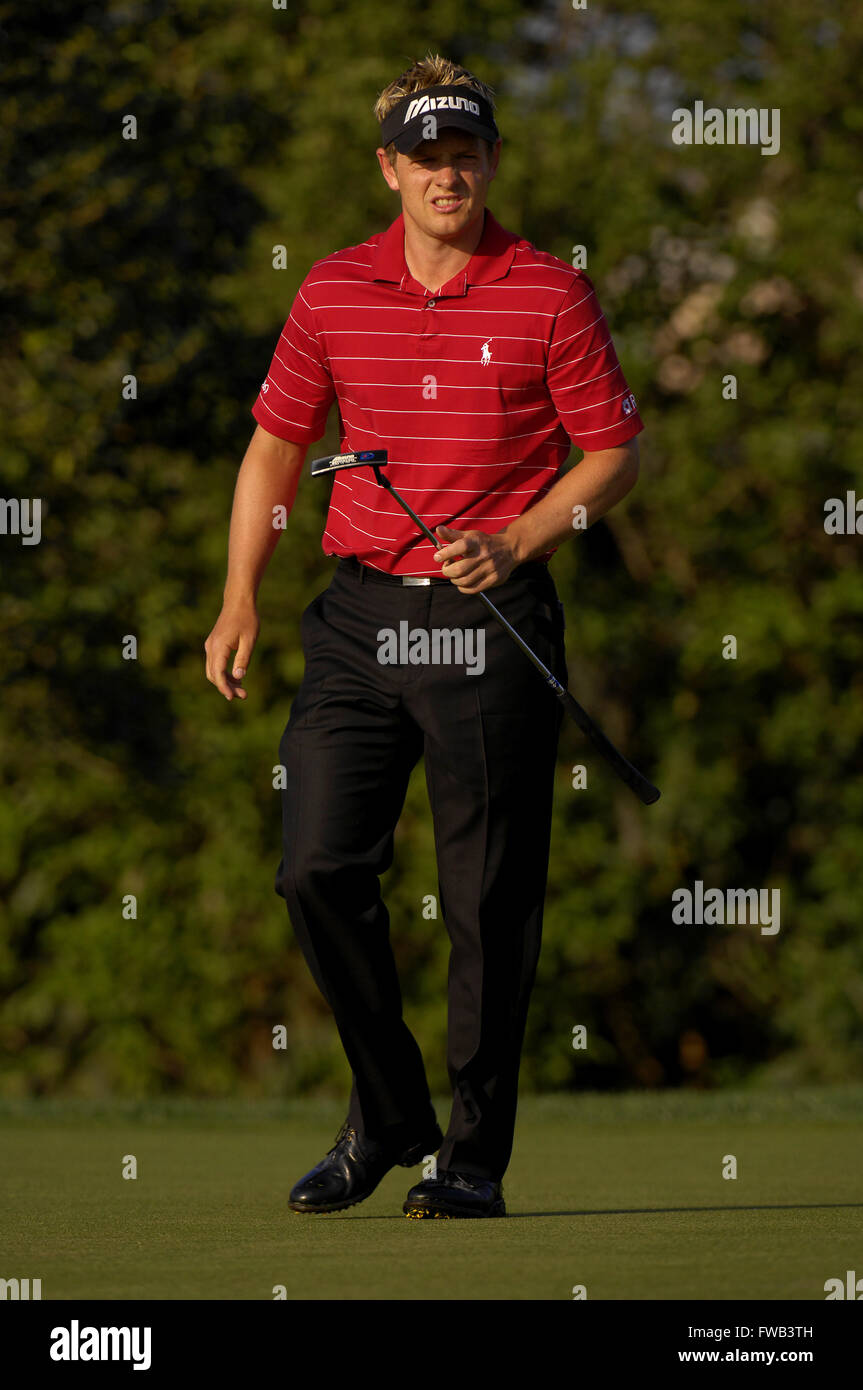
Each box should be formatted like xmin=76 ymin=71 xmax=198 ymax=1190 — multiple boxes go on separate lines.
xmin=338 ymin=555 xmax=548 ymax=587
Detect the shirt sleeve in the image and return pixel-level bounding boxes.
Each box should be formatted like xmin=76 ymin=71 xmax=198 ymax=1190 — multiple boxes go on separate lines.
xmin=251 ymin=276 xmax=335 ymax=443
xmin=546 ymin=272 xmax=644 ymax=450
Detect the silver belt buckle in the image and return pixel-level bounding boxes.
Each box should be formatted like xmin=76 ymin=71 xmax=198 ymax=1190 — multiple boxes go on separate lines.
xmin=402 ymin=575 xmax=432 ymax=586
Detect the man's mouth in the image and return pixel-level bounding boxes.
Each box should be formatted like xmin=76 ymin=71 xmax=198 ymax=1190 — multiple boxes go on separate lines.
xmin=431 ymin=196 xmax=465 ymax=211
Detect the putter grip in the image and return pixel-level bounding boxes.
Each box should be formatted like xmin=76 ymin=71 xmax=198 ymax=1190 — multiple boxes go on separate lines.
xmin=559 ymin=688 xmax=661 ymax=805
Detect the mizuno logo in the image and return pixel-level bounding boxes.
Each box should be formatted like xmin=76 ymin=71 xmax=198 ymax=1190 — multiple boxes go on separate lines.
xmin=404 ymin=95 xmax=481 ymax=123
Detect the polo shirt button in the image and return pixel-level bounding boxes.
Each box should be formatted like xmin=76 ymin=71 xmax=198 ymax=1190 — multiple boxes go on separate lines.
xmin=427 ymin=298 xmax=436 ymax=307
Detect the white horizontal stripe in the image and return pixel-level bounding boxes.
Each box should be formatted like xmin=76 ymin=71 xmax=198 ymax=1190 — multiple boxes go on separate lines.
xmin=333 ymin=379 xmax=538 ymax=392
xmin=323 ymin=328 xmax=550 ymax=343
xmin=306 ymin=298 xmax=559 ymax=319
xmin=340 ymin=482 xmax=549 ymax=496
xmin=308 ymin=258 xmax=580 ymax=281
xmin=567 ymin=421 xmax=636 ymax=437
xmin=261 ymin=382 xmax=321 ymax=410
xmin=551 ymin=312 xmax=606 ymax=345
xmin=308 ymin=279 xmax=578 ymax=295
xmin=336 ymin=413 xmax=631 ymax=441
xmin=255 ymin=400 xmax=311 ymax=430
xmin=549 ymin=341 xmax=610 ymax=367
xmin=331 ymin=496 xmax=530 ymax=524
xmin=542 ymin=386 xmax=631 ymax=415
xmin=323 ymin=512 xmax=401 ymax=551
xmin=309 ymin=258 xmax=372 ymax=272
xmin=479 ymin=278 xmax=582 ymax=289
xmin=284 ymin=312 xmax=318 ymax=350
xmin=514 ymin=261 xmax=581 ymax=273
xmin=336 ymin=393 xmax=544 ymax=417
xmin=330 ymin=355 xmax=546 ymax=368
xmin=553 ymin=287 xmax=595 ymax=318
xmin=551 ymin=363 xmax=622 ymax=392
xmin=265 ymin=361 xmax=329 ymax=394
xmin=336 ymin=419 xmax=562 ymax=443
xmin=340 ymin=457 xmax=563 ymax=470
xmin=272 ymin=339 xmax=325 ymax=374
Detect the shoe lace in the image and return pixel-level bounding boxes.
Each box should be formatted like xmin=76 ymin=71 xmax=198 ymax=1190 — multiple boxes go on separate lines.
xmin=327 ymin=1120 xmax=356 ymax=1156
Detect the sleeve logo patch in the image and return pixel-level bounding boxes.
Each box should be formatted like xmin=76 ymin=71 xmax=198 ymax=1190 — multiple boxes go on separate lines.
xmin=622 ymin=392 xmax=637 ymax=416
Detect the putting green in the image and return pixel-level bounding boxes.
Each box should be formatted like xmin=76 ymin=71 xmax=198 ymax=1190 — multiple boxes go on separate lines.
xmin=2 ymin=1088 xmax=861 ymax=1300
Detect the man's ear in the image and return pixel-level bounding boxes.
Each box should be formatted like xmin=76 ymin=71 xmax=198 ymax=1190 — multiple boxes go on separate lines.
xmin=375 ymin=147 xmax=400 ymax=193
xmin=487 ymin=138 xmax=502 ymax=183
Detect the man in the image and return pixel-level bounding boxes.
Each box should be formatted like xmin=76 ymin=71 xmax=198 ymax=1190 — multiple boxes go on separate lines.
xmin=205 ymin=54 xmax=644 ymax=1219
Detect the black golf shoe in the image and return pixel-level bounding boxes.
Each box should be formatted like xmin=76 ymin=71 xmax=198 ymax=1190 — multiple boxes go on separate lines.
xmin=288 ymin=1119 xmax=444 ymax=1214
xmin=403 ymin=1169 xmax=506 ymax=1219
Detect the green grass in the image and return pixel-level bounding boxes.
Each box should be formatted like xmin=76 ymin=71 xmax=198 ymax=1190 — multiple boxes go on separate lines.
xmin=2 ymin=1088 xmax=862 ymax=1300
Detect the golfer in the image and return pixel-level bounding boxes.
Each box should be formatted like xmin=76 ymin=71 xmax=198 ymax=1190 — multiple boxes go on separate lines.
xmin=205 ymin=54 xmax=644 ymax=1219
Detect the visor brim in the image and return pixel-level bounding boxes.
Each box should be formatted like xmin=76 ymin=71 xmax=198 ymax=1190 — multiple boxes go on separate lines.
xmin=390 ymin=113 xmax=500 ymax=153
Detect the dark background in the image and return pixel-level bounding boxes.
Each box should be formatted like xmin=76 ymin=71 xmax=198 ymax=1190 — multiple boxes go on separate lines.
xmin=2 ymin=0 xmax=861 ymax=1099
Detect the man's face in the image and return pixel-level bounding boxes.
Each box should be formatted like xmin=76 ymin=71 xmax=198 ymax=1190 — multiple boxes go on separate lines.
xmin=377 ymin=130 xmax=501 ymax=240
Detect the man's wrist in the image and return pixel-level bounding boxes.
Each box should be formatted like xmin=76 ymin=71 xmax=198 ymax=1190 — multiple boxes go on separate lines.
xmin=503 ymin=524 xmax=531 ymax=567
xmin=222 ymin=583 xmax=258 ymax=608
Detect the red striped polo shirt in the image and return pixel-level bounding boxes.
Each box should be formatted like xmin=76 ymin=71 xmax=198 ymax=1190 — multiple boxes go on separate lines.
xmin=252 ymin=207 xmax=644 ymax=576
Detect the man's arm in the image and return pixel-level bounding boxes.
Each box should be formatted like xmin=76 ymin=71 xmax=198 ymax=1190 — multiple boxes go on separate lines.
xmin=205 ymin=424 xmax=307 ymax=701
xmin=433 ymin=438 xmax=640 ymax=593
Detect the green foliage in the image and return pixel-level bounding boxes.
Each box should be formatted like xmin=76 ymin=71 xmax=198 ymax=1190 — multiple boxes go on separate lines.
xmin=1 ymin=0 xmax=861 ymax=1098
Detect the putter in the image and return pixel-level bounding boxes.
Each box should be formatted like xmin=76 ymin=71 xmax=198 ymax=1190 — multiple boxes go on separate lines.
xmin=310 ymin=449 xmax=661 ymax=805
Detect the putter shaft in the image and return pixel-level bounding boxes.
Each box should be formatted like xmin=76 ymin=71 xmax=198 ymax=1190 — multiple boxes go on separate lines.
xmin=372 ymin=466 xmax=660 ymax=805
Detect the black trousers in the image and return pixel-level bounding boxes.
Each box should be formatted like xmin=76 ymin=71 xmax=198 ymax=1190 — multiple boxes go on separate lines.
xmin=275 ymin=555 xmax=567 ymax=1181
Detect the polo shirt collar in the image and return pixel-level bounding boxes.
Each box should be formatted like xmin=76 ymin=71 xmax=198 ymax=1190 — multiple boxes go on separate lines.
xmin=370 ymin=208 xmax=517 ymax=296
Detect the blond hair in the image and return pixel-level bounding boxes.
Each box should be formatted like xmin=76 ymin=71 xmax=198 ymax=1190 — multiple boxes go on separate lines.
xmin=374 ymin=53 xmax=496 ymax=163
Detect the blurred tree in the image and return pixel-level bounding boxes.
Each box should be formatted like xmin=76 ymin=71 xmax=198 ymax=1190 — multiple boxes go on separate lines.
xmin=1 ymin=0 xmax=861 ymax=1098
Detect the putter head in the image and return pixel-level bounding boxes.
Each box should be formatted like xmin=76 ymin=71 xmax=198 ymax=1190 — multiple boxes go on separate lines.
xmin=310 ymin=449 xmax=388 ymax=477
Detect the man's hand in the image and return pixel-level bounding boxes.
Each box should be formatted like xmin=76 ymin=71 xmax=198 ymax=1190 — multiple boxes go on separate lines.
xmin=205 ymin=602 xmax=260 ymax=701
xmin=433 ymin=524 xmax=520 ymax=593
